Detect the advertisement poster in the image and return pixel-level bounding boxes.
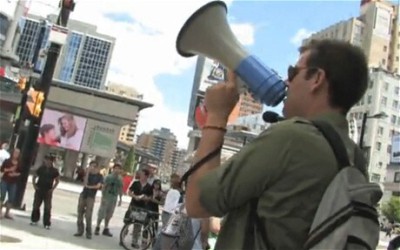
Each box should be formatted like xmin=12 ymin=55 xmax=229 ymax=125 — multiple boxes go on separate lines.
xmin=80 ymin=119 xmax=120 ymax=158
xmin=193 ymin=95 xmax=207 ymax=129
xmin=37 ymin=109 xmax=87 ymax=151
xmin=391 ymin=135 xmax=400 ymax=164
xmin=198 ymin=58 xmax=227 ymax=92
xmin=373 ymin=7 xmax=391 ymax=39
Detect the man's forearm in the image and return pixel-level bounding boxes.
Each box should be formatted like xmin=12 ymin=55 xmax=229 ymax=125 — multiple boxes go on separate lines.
xmin=186 ymin=115 xmax=226 ymax=217
xmin=52 ymin=179 xmax=59 ymax=190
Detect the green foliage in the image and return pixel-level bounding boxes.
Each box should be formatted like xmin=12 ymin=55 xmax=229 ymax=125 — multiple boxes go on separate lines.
xmin=382 ymin=197 xmax=400 ymax=222
xmin=123 ymin=147 xmax=136 ymax=174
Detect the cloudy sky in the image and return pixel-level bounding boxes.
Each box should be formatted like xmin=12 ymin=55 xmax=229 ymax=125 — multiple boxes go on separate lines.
xmin=7 ymin=0 xmax=363 ymax=148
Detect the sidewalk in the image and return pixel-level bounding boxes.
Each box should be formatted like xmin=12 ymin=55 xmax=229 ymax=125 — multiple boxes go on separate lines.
xmin=0 ymin=179 xmax=131 ymax=250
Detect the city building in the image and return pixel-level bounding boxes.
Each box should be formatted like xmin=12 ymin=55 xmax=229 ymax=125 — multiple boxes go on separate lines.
xmin=106 ymin=82 xmax=143 ymax=145
xmin=136 ymin=128 xmax=178 ymax=173
xmin=15 ymin=13 xmax=115 ymax=90
xmin=303 ymin=0 xmax=400 ymax=75
xmin=232 ymin=113 xmax=271 ymax=134
xmin=302 ymin=0 xmax=400 ymax=183
xmin=381 ymin=134 xmax=400 ymax=203
xmin=347 ymin=68 xmax=400 ymax=182
xmin=227 ymin=91 xmax=263 ymax=124
xmin=171 ymin=148 xmax=187 ymax=174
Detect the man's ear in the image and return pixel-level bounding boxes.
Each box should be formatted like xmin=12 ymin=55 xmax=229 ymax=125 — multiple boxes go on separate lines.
xmin=310 ymin=69 xmax=328 ymax=93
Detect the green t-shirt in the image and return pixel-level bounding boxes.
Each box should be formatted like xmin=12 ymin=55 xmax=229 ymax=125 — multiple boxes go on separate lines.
xmin=102 ymin=174 xmax=123 ymax=201
xmin=198 ymin=112 xmax=367 ymax=249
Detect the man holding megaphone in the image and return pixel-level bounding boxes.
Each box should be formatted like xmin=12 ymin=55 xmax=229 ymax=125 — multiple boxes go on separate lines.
xmin=182 ymin=39 xmax=370 ymax=249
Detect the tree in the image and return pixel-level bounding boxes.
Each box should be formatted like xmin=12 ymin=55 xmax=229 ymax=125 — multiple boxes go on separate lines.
xmin=382 ymin=197 xmax=400 ymax=222
xmin=123 ymin=146 xmax=136 ymax=174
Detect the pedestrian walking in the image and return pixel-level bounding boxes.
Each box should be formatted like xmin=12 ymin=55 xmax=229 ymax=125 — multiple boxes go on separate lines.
xmin=0 ymin=148 xmax=21 ymax=219
xmin=95 ymin=163 xmax=123 ymax=237
xmin=30 ymin=154 xmax=60 ymax=229
xmin=74 ymin=161 xmax=103 ymax=239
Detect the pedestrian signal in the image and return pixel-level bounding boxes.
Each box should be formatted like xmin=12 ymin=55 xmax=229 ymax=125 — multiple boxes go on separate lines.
xmin=17 ymin=77 xmax=27 ymax=91
xmin=27 ymin=89 xmax=45 ymax=118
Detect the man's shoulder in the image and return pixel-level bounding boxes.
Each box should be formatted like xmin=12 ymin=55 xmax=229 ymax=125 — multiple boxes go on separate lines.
xmin=258 ymin=117 xmax=316 ymax=142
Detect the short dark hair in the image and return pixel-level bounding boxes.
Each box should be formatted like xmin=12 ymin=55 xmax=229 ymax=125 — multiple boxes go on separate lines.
xmin=141 ymin=169 xmax=150 ymax=177
xmin=39 ymin=124 xmax=55 ymax=137
xmin=89 ymin=161 xmax=98 ymax=167
xmin=113 ymin=163 xmax=122 ymax=169
xmin=299 ymin=39 xmax=368 ymax=113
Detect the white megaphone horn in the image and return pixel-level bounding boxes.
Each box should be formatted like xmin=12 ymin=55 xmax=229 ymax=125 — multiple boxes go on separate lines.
xmin=176 ymin=1 xmax=286 ymax=107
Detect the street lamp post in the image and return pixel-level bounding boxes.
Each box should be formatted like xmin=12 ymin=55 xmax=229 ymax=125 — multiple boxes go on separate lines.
xmin=359 ymin=111 xmax=388 ymax=149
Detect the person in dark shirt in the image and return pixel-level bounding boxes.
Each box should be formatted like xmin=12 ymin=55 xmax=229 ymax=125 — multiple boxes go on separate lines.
xmin=30 ymin=155 xmax=60 ymax=229
xmin=388 ymin=235 xmax=400 ymax=250
xmin=125 ymin=169 xmax=153 ymax=248
xmin=147 ymin=179 xmax=163 ymax=223
xmin=74 ymin=161 xmax=103 ymax=239
xmin=0 ymin=148 xmax=21 ymax=219
xmin=128 ymin=169 xmax=153 ymax=209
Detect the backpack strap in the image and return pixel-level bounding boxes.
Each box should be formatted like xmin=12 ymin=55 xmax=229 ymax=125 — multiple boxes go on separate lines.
xmin=311 ymin=120 xmax=350 ymax=169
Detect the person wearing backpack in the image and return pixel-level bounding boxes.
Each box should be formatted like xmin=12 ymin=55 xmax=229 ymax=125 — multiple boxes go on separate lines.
xmin=183 ymin=39 xmax=381 ymax=249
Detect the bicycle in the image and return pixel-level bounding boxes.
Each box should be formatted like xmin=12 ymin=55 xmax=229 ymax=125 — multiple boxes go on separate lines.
xmin=120 ymin=207 xmax=160 ymax=250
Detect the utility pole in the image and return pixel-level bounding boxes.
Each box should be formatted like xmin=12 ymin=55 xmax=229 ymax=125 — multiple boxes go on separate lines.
xmin=13 ymin=0 xmax=75 ymax=210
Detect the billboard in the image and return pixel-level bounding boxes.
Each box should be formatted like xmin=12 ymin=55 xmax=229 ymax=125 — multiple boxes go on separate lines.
xmin=193 ymin=95 xmax=206 ymax=129
xmin=373 ymin=7 xmax=392 ymax=39
xmin=198 ymin=58 xmax=227 ymax=92
xmin=391 ymin=135 xmax=400 ymax=164
xmin=80 ymin=119 xmax=120 ymax=158
xmin=37 ymin=109 xmax=87 ymax=151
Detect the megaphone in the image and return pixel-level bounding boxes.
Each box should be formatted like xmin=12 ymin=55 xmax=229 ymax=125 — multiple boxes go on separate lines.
xmin=176 ymin=1 xmax=286 ymax=107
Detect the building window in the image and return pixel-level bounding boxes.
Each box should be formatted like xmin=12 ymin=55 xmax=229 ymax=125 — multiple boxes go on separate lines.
xmin=381 ymin=96 xmax=387 ymax=106
xmin=368 ymin=95 xmax=372 ymax=104
xmin=395 ymin=87 xmax=400 ymax=95
xmin=376 ymin=142 xmax=381 ymax=151
xmin=387 ymin=144 xmax=392 ymax=154
xmin=384 ymin=82 xmax=389 ymax=91
xmin=383 ymin=45 xmax=387 ymax=52
xmin=395 ymin=172 xmax=400 ymax=183
xmin=394 ymin=100 xmax=399 ymax=110
xmin=371 ymin=173 xmax=381 ymax=183
xmin=382 ymin=59 xmax=386 ymax=65
xmin=369 ymin=80 xmax=373 ymax=88
xmin=378 ymin=127 xmax=384 ymax=135
xmin=391 ymin=115 xmax=397 ymax=125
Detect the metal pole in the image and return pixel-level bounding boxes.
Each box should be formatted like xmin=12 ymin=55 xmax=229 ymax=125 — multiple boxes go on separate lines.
xmin=359 ymin=112 xmax=368 ymax=149
xmin=13 ymin=0 xmax=75 ymax=209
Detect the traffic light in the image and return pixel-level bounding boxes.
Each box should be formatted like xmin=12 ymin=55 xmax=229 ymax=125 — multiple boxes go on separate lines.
xmin=17 ymin=77 xmax=27 ymax=91
xmin=27 ymin=89 xmax=45 ymax=118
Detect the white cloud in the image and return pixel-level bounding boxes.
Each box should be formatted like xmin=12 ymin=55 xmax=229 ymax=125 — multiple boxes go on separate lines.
xmin=290 ymin=28 xmax=314 ymax=46
xmin=25 ymin=0 xmax=256 ymax=149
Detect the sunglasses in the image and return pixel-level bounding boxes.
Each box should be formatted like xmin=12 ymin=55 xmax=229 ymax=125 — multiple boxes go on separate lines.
xmin=287 ymin=65 xmax=318 ymax=82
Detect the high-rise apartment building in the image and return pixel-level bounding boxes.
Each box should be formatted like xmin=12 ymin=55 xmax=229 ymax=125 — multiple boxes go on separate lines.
xmin=227 ymin=91 xmax=263 ymax=124
xmin=16 ymin=14 xmax=115 ymax=90
xmin=171 ymin=148 xmax=187 ymax=174
xmin=303 ymin=0 xmax=400 ymax=74
xmin=348 ymin=68 xmax=400 ymax=182
xmin=106 ymin=82 xmax=143 ymax=145
xmin=302 ymin=0 xmax=400 ymax=183
xmin=136 ymin=128 xmax=178 ymax=170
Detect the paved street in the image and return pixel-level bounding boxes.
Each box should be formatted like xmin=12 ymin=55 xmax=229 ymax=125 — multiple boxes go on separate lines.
xmin=0 ymin=179 xmax=130 ymax=250
xmin=0 ymin=178 xmax=396 ymax=249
